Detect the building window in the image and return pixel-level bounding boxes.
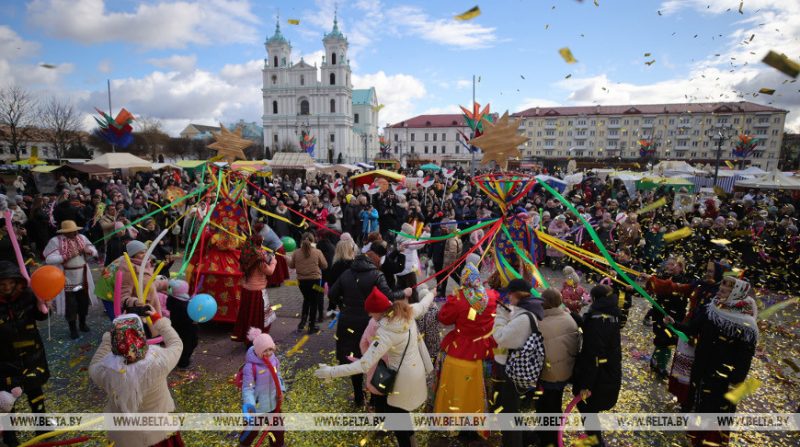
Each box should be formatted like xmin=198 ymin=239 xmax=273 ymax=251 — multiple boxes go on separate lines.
xmin=300 ymin=100 xmax=309 ymax=115
xmin=330 ymin=133 xmax=335 ymax=142
xmin=273 ymin=56 xmax=278 ymax=67
xmin=271 ymin=75 xmax=277 ymax=85
xmin=394 ymin=134 xmax=398 ymax=142
xmin=354 ymin=113 xmax=359 ymax=123
xmin=441 ymin=133 xmax=446 ymax=141
xmin=411 ymin=133 xmax=415 ymax=141
xmin=410 ymin=146 xmax=415 ymax=153
xmin=273 ymin=134 xmax=278 ymax=143
xmin=424 ymin=146 xmax=429 ymax=154
xmin=330 ymin=99 xmax=335 ymax=113
xmin=774 ymin=117 xmax=780 ymax=123
xmin=394 ymin=146 xmax=398 ymax=154
xmin=329 ymin=73 xmax=335 ymax=85
xmin=455 ymin=145 xmax=459 ymax=154
xmin=734 ymin=117 xmax=739 ymax=124
xmin=332 ymin=53 xmax=337 ymax=65
xmin=432 ymin=146 xmax=437 ymax=154
xmin=424 ymin=133 xmax=429 ymax=141
xmin=433 ymin=133 xmax=437 ymax=141
xmin=300 ymin=75 xmax=305 ymax=86
xmin=272 ymin=101 xmax=278 ymax=114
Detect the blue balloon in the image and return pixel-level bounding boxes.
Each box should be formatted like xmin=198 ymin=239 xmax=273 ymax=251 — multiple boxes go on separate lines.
xmin=187 ymin=293 xmax=217 ymax=323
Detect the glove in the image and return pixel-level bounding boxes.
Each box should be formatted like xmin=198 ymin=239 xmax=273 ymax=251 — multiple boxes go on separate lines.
xmin=242 ymin=403 xmax=256 ymax=414
xmin=314 ymin=363 xmax=334 ymax=379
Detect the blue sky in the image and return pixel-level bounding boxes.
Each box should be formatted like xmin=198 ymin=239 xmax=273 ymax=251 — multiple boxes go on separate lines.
xmin=1 ymin=0 xmax=798 ymax=135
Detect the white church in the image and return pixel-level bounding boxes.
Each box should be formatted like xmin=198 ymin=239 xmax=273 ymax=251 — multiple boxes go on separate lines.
xmin=262 ymin=16 xmax=380 ymax=164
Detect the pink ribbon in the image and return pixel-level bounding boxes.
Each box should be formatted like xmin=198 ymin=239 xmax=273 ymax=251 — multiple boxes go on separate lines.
xmin=558 ymin=391 xmax=590 ymax=447
xmin=4 ymin=210 xmax=30 ymax=282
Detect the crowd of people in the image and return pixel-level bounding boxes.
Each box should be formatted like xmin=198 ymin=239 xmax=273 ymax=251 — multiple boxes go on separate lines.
xmin=0 ymin=163 xmax=797 ymax=447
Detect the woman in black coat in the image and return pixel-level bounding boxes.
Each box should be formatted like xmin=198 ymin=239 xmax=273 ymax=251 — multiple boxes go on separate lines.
xmin=0 ymin=261 xmax=50 ymax=447
xmin=328 ymin=251 xmax=410 ymax=407
xmin=573 ymin=285 xmax=622 ymax=447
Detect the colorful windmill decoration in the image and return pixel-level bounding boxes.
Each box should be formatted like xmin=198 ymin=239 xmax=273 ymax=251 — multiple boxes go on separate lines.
xmin=379 ymin=136 xmax=391 ymax=157
xmin=732 ymin=134 xmax=761 ymax=158
xmin=94 ymin=108 xmax=135 ymax=148
xmin=638 ymin=138 xmax=657 ymax=157
xmin=299 ymin=130 xmax=316 ymax=156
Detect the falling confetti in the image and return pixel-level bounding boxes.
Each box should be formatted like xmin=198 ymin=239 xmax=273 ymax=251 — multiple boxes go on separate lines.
xmin=559 ymin=47 xmax=577 ymax=64
xmin=39 ymin=63 xmax=57 ymax=69
xmin=287 ymin=19 xmax=300 ymax=25
xmin=454 ymin=6 xmax=481 ymax=21
xmin=762 ymin=51 xmax=800 ymax=78
xmin=738 ymin=0 xmax=744 ymax=14
xmin=565 ymin=74 xmax=572 ymax=79
xmin=644 ymin=52 xmax=652 ymax=57
xmin=645 ymin=60 xmax=656 ymax=66
xmin=594 ymin=0 xmax=599 ymax=6
xmin=758 ymin=88 xmax=776 ymax=95
xmin=725 ymin=378 xmax=761 ymax=405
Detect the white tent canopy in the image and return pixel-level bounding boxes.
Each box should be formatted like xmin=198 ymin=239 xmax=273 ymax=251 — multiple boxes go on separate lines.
xmin=651 ymin=161 xmax=706 ymax=176
xmin=738 ymin=166 xmax=767 ymax=176
xmin=88 ymin=153 xmax=152 ymax=170
xmin=735 ymin=170 xmax=800 ymax=190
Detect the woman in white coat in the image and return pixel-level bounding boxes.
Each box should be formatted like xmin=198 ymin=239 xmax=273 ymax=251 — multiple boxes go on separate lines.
xmin=315 ymin=285 xmax=434 ymax=447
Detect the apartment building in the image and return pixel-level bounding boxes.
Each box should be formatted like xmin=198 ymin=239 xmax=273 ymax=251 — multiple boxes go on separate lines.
xmin=383 ymin=114 xmax=481 ymax=168
xmin=511 ymin=101 xmax=788 ymax=170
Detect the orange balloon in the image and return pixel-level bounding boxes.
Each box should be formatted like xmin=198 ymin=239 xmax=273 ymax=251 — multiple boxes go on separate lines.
xmin=30 ymin=266 xmax=65 ymax=302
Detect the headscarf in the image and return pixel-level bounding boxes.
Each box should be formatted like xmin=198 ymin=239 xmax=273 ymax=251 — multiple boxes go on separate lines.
xmin=707 ymin=278 xmax=758 ymax=343
xmin=239 ymin=234 xmax=266 ymax=278
xmin=459 ymin=262 xmax=488 ymax=314
xmin=110 ymin=314 xmax=148 ymax=364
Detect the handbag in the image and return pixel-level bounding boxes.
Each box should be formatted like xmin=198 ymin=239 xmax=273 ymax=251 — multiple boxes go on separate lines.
xmin=370 ymin=330 xmax=411 ymax=394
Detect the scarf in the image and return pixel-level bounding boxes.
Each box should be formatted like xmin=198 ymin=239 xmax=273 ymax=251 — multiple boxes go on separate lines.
xmin=111 ymin=314 xmax=148 ymax=364
xmin=59 ymin=235 xmax=86 ymax=260
xmin=459 ymin=262 xmax=488 ymax=314
xmin=706 ymin=278 xmax=758 ymax=344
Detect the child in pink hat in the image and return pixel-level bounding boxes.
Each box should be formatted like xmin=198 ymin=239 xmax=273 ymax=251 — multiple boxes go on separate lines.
xmin=240 ymin=328 xmax=285 ymax=446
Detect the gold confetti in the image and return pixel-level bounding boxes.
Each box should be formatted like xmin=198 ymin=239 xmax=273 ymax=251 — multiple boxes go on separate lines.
xmin=455 ymin=6 xmax=481 ymax=21
xmin=559 ymin=47 xmax=577 ymax=64
xmin=645 ymin=59 xmax=656 ymax=66
xmin=287 ymin=335 xmax=309 ymax=357
xmin=494 ymin=406 xmax=504 ymax=413
xmin=644 ymin=52 xmax=652 ymax=57
xmin=287 ymin=19 xmax=300 ymax=25
xmin=762 ymin=51 xmax=800 ymax=78
xmin=738 ymin=0 xmax=744 ymax=14
xmin=725 ymin=378 xmax=761 ymax=404
xmin=359 ymin=437 xmax=367 ymax=446
xmin=467 ymin=307 xmax=477 ymax=321
xmin=271 ymin=304 xmax=282 ymax=311
xmin=758 ymin=88 xmax=776 ymax=95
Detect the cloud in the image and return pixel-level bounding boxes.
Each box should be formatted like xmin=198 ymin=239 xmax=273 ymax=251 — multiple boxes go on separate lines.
xmin=0 ymin=25 xmax=74 ymax=88
xmin=97 ymin=59 xmax=112 ymax=73
xmin=147 ymin=54 xmax=197 ymax=73
xmin=421 ymin=104 xmax=461 ymax=115
xmin=27 ymin=0 xmax=260 ymax=49
xmin=455 ymin=79 xmax=472 ymax=89
xmin=385 ymin=6 xmax=497 ymax=49
xmin=352 ymin=71 xmax=426 ymax=127
xmin=516 ymin=97 xmax=563 ymax=111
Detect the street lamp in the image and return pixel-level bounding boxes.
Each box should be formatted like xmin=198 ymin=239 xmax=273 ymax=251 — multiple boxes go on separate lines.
xmin=706 ymin=124 xmax=736 ymax=187
xmin=360 ymin=133 xmax=372 ymax=163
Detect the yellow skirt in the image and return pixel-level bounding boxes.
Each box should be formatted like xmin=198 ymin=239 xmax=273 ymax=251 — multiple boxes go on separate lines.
xmin=433 ymin=355 xmax=487 ymax=414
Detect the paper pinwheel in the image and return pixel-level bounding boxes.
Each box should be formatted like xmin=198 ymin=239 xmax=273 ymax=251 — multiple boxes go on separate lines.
xmin=732 ymin=134 xmax=761 ymax=158
xmin=638 ymin=138 xmax=657 ymax=158
xmin=299 ymin=131 xmax=316 ymax=156
xmin=379 ymin=136 xmax=391 ymax=156
xmin=94 ymin=108 xmax=135 ymax=148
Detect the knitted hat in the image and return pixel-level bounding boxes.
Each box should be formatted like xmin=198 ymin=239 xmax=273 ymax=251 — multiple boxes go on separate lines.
xmin=364 ymin=286 xmax=392 ymax=314
xmin=248 ymin=328 xmax=275 ymax=357
xmin=168 ymin=279 xmax=191 ymax=301
xmin=126 ymin=240 xmax=147 ymax=258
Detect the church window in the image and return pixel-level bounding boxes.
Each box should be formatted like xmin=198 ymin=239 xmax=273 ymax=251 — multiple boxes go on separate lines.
xmin=272 ymin=101 xmax=278 ymax=114
xmin=330 ymin=99 xmax=336 ymax=113
xmin=300 ymin=100 xmax=309 ymax=115
xmin=354 ymin=113 xmax=359 ymax=123
xmin=300 ymin=75 xmax=304 ymax=86
xmin=330 ymin=133 xmax=335 ymax=142
xmin=332 ymin=53 xmax=337 ymax=65
xmin=329 ymin=73 xmax=335 ymax=85
xmin=281 ymin=57 xmax=286 ymax=66
xmin=273 ymin=56 xmax=278 ymax=67
xmin=273 ymin=134 xmax=278 ymax=143
xmin=271 ymin=75 xmax=277 ymax=85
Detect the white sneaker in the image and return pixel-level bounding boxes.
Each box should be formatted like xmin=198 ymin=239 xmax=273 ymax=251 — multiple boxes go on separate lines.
xmin=326 ymin=310 xmax=336 ymax=318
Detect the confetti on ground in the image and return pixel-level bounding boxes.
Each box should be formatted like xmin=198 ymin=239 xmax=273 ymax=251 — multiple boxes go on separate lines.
xmin=559 ymin=47 xmax=577 ymax=64
xmin=454 ymin=6 xmax=481 ymax=21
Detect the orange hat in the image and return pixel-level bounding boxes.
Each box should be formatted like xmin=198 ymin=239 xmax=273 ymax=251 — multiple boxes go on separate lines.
xmin=364 ymin=286 xmax=392 ymax=314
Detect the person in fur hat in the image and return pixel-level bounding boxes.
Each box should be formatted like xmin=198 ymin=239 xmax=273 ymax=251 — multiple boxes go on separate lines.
xmin=240 ymin=328 xmax=285 ymax=447
xmin=166 ymin=279 xmax=197 ymax=369
xmin=666 ymin=276 xmax=758 ymax=447
xmin=0 ymin=261 xmax=50 ymax=447
xmin=89 ymin=311 xmax=184 ymax=447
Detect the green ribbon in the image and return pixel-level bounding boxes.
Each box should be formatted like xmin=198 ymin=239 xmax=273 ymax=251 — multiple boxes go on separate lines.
xmin=178 ymin=166 xmax=224 ymax=276
xmin=391 ymin=218 xmax=499 ymax=241
xmin=92 ymin=183 xmax=211 ymax=245
xmin=498 ymin=250 xmax=541 ymax=298
xmin=500 ymin=224 xmax=550 ymax=289
xmin=536 ymin=178 xmax=688 ymax=342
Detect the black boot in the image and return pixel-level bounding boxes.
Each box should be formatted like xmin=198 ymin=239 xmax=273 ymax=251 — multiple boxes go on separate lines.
xmin=79 ymin=316 xmax=90 ymax=332
xmin=68 ymin=321 xmax=79 ymax=339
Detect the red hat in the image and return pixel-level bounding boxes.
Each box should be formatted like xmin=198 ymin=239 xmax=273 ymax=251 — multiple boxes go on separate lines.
xmin=364 ymin=286 xmax=392 ymax=314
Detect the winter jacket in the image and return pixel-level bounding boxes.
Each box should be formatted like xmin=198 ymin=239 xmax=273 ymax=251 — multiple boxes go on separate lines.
xmin=438 ymin=289 xmax=498 ymax=361
xmin=561 ymin=283 xmax=588 ymax=313
xmin=242 ymin=348 xmax=285 ymax=413
xmin=329 ymin=255 xmax=405 ymax=362
xmin=109 ymin=255 xmax=162 ymax=314
xmin=324 ymin=259 xmax=353 ymax=302
xmin=646 ymin=276 xmax=692 ymax=347
xmin=288 ymin=247 xmax=327 ymax=280
xmin=360 ymin=208 xmax=379 ymax=234
xmin=572 ymin=298 xmax=622 ymax=412
xmin=396 ymin=233 xmax=427 ymax=276
xmin=538 ymin=307 xmax=580 ymax=383
xmin=359 ymin=318 xmax=389 ymax=396
xmin=492 ymin=304 xmax=538 ymax=366
xmin=0 ymin=289 xmax=50 ymax=389
xmin=323 ymin=290 xmax=435 ymax=411
xmin=443 ymin=236 xmax=463 ymax=269
xmin=89 ymin=317 xmax=182 ymax=447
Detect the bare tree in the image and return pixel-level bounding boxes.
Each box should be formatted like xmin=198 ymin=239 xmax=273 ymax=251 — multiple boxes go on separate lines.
xmin=0 ymin=86 xmax=37 ymax=161
xmin=134 ymin=117 xmax=169 ymax=161
xmin=39 ymin=96 xmax=82 ymax=162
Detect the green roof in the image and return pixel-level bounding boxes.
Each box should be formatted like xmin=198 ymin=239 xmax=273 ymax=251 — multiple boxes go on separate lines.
xmin=266 ymin=21 xmax=289 ymax=46
xmin=323 ymin=14 xmax=346 ymax=41
xmin=352 ymin=88 xmax=375 ymax=105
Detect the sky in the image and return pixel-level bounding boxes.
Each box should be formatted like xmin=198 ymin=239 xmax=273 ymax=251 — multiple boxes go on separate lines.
xmin=1 ymin=0 xmax=799 ymax=136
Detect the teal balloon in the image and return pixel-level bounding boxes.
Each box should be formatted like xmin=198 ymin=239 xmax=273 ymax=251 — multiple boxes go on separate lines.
xmin=281 ymin=236 xmax=297 ymax=253
xmin=187 ymin=293 xmax=217 ymax=323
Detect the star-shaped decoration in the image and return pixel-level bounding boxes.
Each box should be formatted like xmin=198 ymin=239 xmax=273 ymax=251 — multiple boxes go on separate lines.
xmin=207 ymin=124 xmax=252 ymax=162
xmin=469 ymin=111 xmax=529 ymax=169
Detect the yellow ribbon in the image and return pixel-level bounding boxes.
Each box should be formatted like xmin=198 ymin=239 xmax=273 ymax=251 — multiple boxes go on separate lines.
xmin=18 ymin=416 xmax=104 ymax=447
xmin=123 ymin=253 xmax=143 ymax=300
xmin=246 ymin=201 xmax=298 ymax=227
xmin=142 ymin=261 xmax=166 ymax=304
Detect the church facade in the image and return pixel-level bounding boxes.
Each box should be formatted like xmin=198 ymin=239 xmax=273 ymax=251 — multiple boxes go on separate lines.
xmin=262 ymin=17 xmax=379 ymax=164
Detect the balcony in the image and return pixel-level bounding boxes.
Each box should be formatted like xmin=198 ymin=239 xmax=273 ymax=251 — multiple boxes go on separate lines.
xmin=641 ymin=121 xmax=654 ymax=128
xmin=544 ymin=122 xmax=557 ymax=129
xmin=753 ymin=121 xmax=771 ymax=128
xmin=607 ymin=121 xmax=621 ymax=128
xmin=574 ymin=121 xmax=589 ymax=128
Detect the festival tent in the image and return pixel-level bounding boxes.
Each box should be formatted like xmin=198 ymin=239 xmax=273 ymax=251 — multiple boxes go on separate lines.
xmin=651 ymin=160 xmax=706 ymax=176
xmin=231 ymin=160 xmax=270 ymax=173
xmin=31 ymin=165 xmax=60 ymax=173
xmin=735 ymin=170 xmax=800 ymax=190
xmin=87 ymin=153 xmax=152 ymax=170
xmin=356 ymin=162 xmax=375 ymax=170
xmin=636 ymin=176 xmax=695 ymax=192
xmin=176 ymin=160 xmax=206 ymax=169
xmin=609 ymin=171 xmax=646 ymax=196
xmin=534 ymin=174 xmax=567 ymax=192
xmin=152 ymin=163 xmax=182 ymax=171
xmin=738 ymin=166 xmax=767 ymax=176
xmin=420 ymin=163 xmax=441 ymax=171
xmin=349 ymin=169 xmax=405 ymax=187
